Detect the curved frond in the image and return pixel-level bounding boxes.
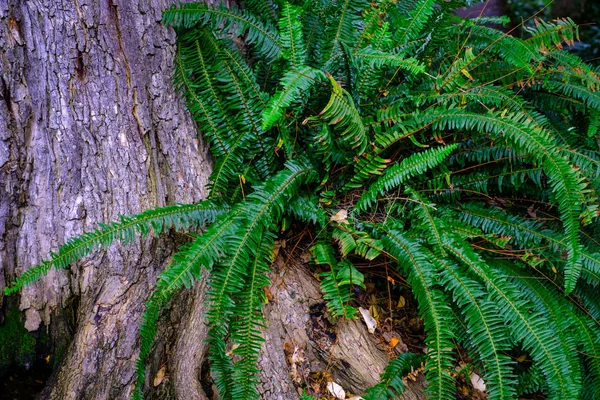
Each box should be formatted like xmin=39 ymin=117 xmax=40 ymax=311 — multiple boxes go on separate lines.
xmin=382 ymin=225 xmax=457 ymax=399
xmin=357 ymin=144 xmax=458 ymax=211
xmin=5 ymin=202 xmax=227 ymax=295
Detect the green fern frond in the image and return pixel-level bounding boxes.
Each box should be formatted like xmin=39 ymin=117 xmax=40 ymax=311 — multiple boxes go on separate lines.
xmin=286 ymin=194 xmax=328 ymax=227
xmin=500 ymin=262 xmax=584 ymax=394
xmin=230 ymin=228 xmax=275 ymax=399
xmin=434 ymin=110 xmax=587 ymax=293
xmin=332 ymin=227 xmax=357 ymax=257
xmin=325 ymin=0 xmax=370 ymax=62
xmin=262 ymin=67 xmax=325 ymax=131
xmin=312 ymin=243 xmax=364 ymax=319
xmin=278 ymin=3 xmax=307 ymax=68
xmin=206 ymin=159 xmax=316 ymax=398
xmin=434 ymin=255 xmax=517 ymax=400
xmin=442 ymin=235 xmax=582 ymax=399
xmin=395 ymin=0 xmax=436 ymax=45
xmin=381 ymin=225 xmax=457 ymax=399
xmin=163 ymin=3 xmax=281 ymax=59
xmin=309 ymin=74 xmax=368 ymax=157
xmin=357 ymin=144 xmax=458 ymax=211
xmin=363 ymin=353 xmax=426 ymax=400
xmin=524 ymin=18 xmax=579 ymax=52
xmin=5 ymin=202 xmax=227 ymax=296
xmin=456 ymin=203 xmax=600 ymax=286
xmin=133 ymin=213 xmax=239 ymax=400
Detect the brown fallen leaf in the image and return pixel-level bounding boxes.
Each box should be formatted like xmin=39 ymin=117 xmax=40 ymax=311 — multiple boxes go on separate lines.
xmin=397 ymin=296 xmax=406 ymax=308
xmin=330 ymin=209 xmax=348 ymax=223
xmin=153 ymin=364 xmax=166 ymax=387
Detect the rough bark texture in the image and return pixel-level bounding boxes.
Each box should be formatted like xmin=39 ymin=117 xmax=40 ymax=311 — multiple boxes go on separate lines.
xmin=0 ymin=1 xmax=427 ymax=399
xmin=0 ymin=0 xmax=210 ymax=398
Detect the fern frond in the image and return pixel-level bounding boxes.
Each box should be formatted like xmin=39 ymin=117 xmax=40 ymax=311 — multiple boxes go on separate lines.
xmin=395 ymin=0 xmax=436 ymax=44
xmin=278 ymin=3 xmax=307 ymax=68
xmin=163 ymin=3 xmax=281 ymax=59
xmin=381 ymin=225 xmax=456 ymax=399
xmin=524 ymin=18 xmax=579 ymax=52
xmin=363 ymin=353 xmax=426 ymax=400
xmin=500 ymin=262 xmax=583 ymax=395
xmin=442 ymin=236 xmax=582 ymax=399
xmin=230 ymin=228 xmax=276 ymax=399
xmin=357 ymin=144 xmax=458 ymax=211
xmin=286 ymin=194 xmax=328 ymax=227
xmin=325 ymin=0 xmax=370 ymax=61
xmin=434 ymin=110 xmax=587 ymax=293
xmin=456 ymin=203 xmax=600 ymax=286
xmin=312 ymin=243 xmax=364 ymax=318
xmin=206 ymin=159 xmax=316 ymax=398
xmin=262 ymin=67 xmax=325 ymax=131
xmin=309 ymin=74 xmax=368 ymax=157
xmin=354 ymin=48 xmax=425 ymax=76
xmin=5 ymin=202 xmax=227 ymax=295
xmin=434 ymin=255 xmax=517 ymax=400
xmin=133 ymin=213 xmax=238 ymax=400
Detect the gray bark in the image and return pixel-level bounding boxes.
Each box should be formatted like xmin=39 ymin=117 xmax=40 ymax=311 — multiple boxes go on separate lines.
xmin=0 ymin=1 xmax=427 ymax=399
xmin=1 ymin=0 xmax=210 ymax=398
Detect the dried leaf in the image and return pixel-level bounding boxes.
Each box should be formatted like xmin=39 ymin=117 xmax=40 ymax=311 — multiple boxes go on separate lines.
xmin=389 ymin=337 xmax=400 ymax=348
xmin=359 ymin=306 xmax=377 ymax=334
xmin=369 ymin=304 xmax=384 ymax=322
xmin=516 ymin=354 xmax=527 ymax=363
xmin=153 ymin=364 xmax=166 ymax=387
xmin=327 ymin=381 xmax=346 ymax=399
xmin=226 ymin=343 xmax=240 ymax=357
xmin=470 ymin=372 xmax=486 ymax=392
xmin=330 ymin=209 xmax=348 ymax=223
xmin=289 ymin=345 xmax=305 ymax=384
xmin=397 ymin=296 xmax=406 ymax=308
xmin=263 ymin=286 xmax=273 ymax=304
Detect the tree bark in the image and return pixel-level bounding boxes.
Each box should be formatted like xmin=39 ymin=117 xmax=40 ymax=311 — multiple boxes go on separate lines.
xmin=0 ymin=1 xmax=426 ymax=399
xmin=1 ymin=0 xmax=210 ymax=398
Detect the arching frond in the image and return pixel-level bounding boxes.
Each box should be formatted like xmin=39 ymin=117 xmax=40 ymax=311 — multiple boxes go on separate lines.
xmin=163 ymin=3 xmax=281 ymax=59
xmin=5 ymin=202 xmax=227 ymax=295
xmin=382 ymin=225 xmax=457 ymax=400
xmin=357 ymin=144 xmax=458 ymax=211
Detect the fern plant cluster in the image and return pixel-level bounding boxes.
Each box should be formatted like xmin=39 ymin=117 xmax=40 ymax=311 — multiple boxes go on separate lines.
xmin=5 ymin=0 xmax=600 ymax=399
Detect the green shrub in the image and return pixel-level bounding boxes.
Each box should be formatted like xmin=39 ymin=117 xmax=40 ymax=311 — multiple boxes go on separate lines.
xmin=6 ymin=0 xmax=600 ymax=399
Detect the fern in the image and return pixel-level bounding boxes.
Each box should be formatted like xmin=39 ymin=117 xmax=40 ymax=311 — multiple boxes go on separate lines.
xmin=262 ymin=67 xmax=325 ymax=130
xmin=357 ymin=144 xmax=458 ymax=210
xmin=311 ymin=243 xmax=364 ymax=319
xmin=381 ymin=225 xmax=456 ymax=399
xmin=5 ymin=202 xmax=226 ymax=295
xmin=363 ymin=352 xmax=425 ymax=400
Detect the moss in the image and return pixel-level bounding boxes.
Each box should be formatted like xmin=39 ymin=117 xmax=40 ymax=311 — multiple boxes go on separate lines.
xmin=0 ymin=306 xmax=37 ymax=372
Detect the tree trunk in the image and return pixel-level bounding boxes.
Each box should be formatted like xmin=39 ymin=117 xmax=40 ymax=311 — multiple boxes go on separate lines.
xmin=1 ymin=1 xmax=211 ymax=398
xmin=0 ymin=1 xmax=426 ymax=399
